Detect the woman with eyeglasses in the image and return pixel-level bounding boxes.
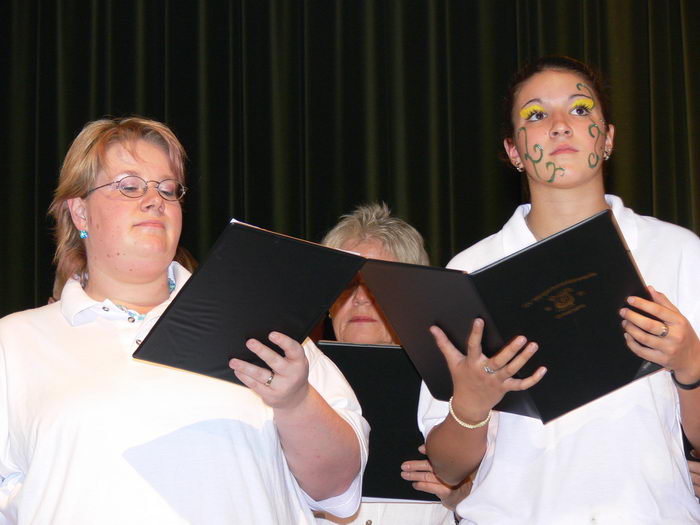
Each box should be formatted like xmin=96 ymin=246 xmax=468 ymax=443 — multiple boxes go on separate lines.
xmin=0 ymin=117 xmax=368 ymax=524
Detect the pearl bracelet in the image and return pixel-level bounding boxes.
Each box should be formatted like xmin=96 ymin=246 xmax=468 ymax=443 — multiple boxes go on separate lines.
xmin=448 ymin=396 xmax=492 ymax=429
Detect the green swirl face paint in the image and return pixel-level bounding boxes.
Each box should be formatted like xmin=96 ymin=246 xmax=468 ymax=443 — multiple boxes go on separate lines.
xmin=517 ymin=126 xmax=565 ymax=183
xmin=576 ymin=83 xmax=604 ymax=168
xmin=545 ymin=162 xmax=566 ymax=182
xmin=587 ymin=123 xmax=603 ymax=168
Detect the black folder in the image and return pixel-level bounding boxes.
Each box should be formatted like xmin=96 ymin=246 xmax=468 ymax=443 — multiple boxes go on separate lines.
xmin=133 ymin=220 xmax=364 ymax=383
xmin=360 ymin=210 xmax=661 ymax=423
xmin=318 ymin=340 xmax=438 ymax=502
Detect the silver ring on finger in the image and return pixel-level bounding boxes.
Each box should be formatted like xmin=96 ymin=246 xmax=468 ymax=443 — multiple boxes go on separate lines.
xmin=265 ymin=371 xmax=275 ymax=386
xmin=658 ymin=322 xmax=669 ymax=338
xmin=483 ymin=364 xmax=497 ymax=375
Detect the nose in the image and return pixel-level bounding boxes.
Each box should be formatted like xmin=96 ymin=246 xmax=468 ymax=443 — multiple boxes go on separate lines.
xmin=140 ymin=183 xmax=165 ymax=211
xmin=549 ymin=113 xmax=573 ymax=138
xmin=352 ymin=284 xmax=373 ymax=306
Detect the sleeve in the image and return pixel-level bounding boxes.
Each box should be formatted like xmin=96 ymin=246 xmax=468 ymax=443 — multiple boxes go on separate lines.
xmin=417 ymin=381 xmax=449 ymax=440
xmin=0 ymin=334 xmax=21 ymax=524
xmin=299 ymin=339 xmax=370 ymax=517
xmin=676 ymin=232 xmax=700 ymax=334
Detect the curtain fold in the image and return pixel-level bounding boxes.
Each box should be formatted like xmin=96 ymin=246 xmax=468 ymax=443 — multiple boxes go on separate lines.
xmin=1 ymin=0 xmax=698 ymax=316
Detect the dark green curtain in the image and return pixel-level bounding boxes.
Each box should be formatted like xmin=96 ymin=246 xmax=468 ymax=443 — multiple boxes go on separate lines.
xmin=2 ymin=0 xmax=699 ymax=317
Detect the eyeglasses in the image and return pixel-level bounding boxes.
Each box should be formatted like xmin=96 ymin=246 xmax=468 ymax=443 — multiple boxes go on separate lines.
xmin=85 ymin=175 xmax=187 ymax=201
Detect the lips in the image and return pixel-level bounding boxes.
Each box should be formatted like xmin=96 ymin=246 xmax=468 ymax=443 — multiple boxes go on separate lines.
xmin=349 ymin=316 xmax=377 ymax=323
xmin=550 ymin=145 xmax=579 ymax=155
xmin=134 ymin=220 xmax=165 ymax=229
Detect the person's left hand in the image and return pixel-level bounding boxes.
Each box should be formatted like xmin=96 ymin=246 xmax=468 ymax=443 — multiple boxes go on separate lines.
xmin=620 ymin=286 xmax=700 ymax=383
xmin=229 ymin=331 xmax=310 ymax=410
xmin=400 ymin=444 xmax=472 ymax=510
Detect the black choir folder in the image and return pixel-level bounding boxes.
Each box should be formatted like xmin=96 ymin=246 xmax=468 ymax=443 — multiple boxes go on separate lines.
xmin=360 ymin=209 xmax=661 ymax=424
xmin=133 ymin=219 xmax=364 ymax=383
xmin=318 ymin=341 xmax=437 ymax=502
xmin=134 ymin=211 xmax=657 ymax=424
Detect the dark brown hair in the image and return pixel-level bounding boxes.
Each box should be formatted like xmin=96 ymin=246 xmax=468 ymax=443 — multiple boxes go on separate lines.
xmin=501 ymin=56 xmax=611 ymax=141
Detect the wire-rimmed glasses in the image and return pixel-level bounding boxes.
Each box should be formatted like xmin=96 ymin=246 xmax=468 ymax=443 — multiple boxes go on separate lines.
xmin=85 ymin=175 xmax=187 ymax=201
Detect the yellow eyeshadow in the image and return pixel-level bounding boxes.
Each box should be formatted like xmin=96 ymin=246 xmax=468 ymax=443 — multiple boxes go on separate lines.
xmin=519 ymin=104 xmax=545 ymax=119
xmin=571 ymin=98 xmax=595 ymax=110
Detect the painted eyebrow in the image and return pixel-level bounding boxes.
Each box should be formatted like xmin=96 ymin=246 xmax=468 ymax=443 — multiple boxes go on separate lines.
xmin=520 ymin=98 xmax=542 ymax=109
xmin=520 ymin=93 xmax=594 ymax=110
xmin=570 ymin=94 xmax=594 ymax=103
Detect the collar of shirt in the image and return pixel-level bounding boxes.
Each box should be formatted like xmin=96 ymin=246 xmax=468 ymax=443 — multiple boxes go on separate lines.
xmin=60 ymin=262 xmax=192 ymax=326
xmin=503 ymin=194 xmax=638 ymax=255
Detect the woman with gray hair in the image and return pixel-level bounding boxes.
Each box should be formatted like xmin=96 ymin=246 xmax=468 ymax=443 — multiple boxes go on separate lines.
xmin=323 ymin=203 xmax=428 ymax=345
xmin=316 ymin=203 xmax=470 ymax=525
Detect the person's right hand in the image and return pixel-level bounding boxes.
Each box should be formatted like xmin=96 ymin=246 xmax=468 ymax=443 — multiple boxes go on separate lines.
xmin=430 ymin=318 xmax=547 ymax=422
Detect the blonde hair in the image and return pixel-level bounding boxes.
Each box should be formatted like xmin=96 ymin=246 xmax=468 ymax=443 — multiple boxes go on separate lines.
xmin=322 ymin=202 xmax=430 ymax=266
xmin=48 ymin=117 xmax=187 ymax=298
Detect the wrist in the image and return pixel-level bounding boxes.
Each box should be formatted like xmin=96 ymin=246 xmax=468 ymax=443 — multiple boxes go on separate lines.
xmin=448 ymin=396 xmax=491 ymax=429
xmin=450 ymin=395 xmax=490 ymax=424
xmin=272 ymin=382 xmax=311 ymax=412
xmin=671 ymin=370 xmax=700 ymax=390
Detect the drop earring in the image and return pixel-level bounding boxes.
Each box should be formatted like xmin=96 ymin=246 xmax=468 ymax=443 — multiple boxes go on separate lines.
xmin=603 ymin=149 xmax=611 ymax=161
xmin=79 ymin=230 xmax=89 ymax=239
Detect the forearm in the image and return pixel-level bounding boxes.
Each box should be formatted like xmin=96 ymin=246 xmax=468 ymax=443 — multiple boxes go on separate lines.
xmin=425 ymin=401 xmax=488 ymax=485
xmin=676 ymin=338 xmax=700 ymax=450
xmin=679 ymin=386 xmax=700 ymax=451
xmin=274 ymin=385 xmax=360 ymax=500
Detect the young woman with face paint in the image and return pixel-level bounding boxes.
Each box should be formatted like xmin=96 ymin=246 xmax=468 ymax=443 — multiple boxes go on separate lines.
xmin=418 ymin=56 xmax=700 ymax=523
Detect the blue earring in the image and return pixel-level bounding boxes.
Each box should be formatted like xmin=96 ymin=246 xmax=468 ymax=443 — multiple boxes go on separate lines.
xmin=79 ymin=230 xmax=89 ymax=239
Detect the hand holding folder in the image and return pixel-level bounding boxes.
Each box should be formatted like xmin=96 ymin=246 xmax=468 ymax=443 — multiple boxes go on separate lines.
xmin=134 ymin=210 xmax=659 ymax=423
xmin=360 ymin=209 xmax=660 ymax=423
xmin=133 ymin=219 xmax=364 ymax=383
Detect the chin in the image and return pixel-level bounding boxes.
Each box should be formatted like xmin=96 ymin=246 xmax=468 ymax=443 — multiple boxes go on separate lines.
xmin=342 ymin=328 xmax=392 ymax=345
xmin=129 ymin=250 xmax=176 ymax=275
xmin=133 ymin=239 xmax=177 ymax=258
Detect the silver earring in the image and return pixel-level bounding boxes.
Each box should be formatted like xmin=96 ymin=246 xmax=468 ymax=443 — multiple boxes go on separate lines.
xmin=514 ymin=162 xmax=524 ymax=173
xmin=603 ymin=150 xmax=611 ymax=161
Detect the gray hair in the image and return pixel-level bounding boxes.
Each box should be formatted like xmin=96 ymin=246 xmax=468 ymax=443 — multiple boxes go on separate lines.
xmin=321 ymin=203 xmax=429 ymax=266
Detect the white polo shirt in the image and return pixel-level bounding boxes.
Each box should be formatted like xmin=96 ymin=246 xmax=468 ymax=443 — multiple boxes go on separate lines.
xmin=419 ymin=195 xmax=700 ymax=524
xmin=316 ymin=499 xmax=455 ymax=525
xmin=0 ymin=263 xmax=369 ymax=524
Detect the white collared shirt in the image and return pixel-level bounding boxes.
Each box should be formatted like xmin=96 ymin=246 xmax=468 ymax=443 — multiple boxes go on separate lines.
xmin=419 ymin=195 xmax=700 ymax=524
xmin=0 ymin=262 xmax=369 ymax=524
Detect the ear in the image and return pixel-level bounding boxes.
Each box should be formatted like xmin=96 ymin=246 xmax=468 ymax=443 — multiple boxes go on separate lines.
xmin=503 ymin=137 xmax=522 ymax=168
xmin=66 ymin=198 xmax=88 ymax=230
xmin=604 ymin=123 xmax=615 ymax=155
